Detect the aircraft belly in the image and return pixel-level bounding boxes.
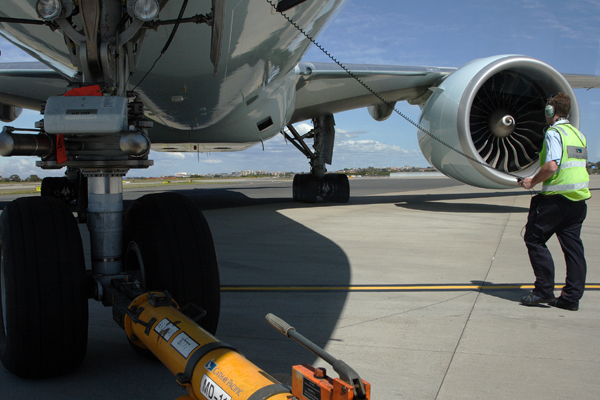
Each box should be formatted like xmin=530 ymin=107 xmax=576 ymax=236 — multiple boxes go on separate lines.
xmin=148 ymin=70 xmax=297 ymax=149
xmin=132 ymin=0 xmax=345 ymax=130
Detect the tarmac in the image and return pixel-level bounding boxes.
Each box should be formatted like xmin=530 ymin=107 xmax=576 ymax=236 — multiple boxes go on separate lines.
xmin=1 ymin=175 xmax=599 ymax=399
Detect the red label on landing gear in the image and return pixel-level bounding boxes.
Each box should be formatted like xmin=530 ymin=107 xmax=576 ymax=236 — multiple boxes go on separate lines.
xmin=56 ymin=134 xmax=67 ymax=164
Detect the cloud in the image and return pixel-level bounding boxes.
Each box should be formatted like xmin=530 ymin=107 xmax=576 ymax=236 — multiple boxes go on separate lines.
xmin=283 ymin=122 xmax=312 ymax=136
xmin=201 ymin=159 xmax=223 ymax=164
xmin=164 ymin=152 xmax=186 ymax=160
xmin=329 ymin=138 xmax=427 ymax=170
xmin=336 ymin=139 xmax=411 ymax=154
xmin=282 ymin=125 xmax=368 ymax=141
xmin=0 ymin=157 xmax=62 ymax=179
xmin=336 ymin=128 xmax=368 ymax=139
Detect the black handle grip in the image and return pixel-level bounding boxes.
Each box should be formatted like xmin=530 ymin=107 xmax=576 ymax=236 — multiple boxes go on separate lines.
xmin=265 ymin=313 xmax=295 ymax=337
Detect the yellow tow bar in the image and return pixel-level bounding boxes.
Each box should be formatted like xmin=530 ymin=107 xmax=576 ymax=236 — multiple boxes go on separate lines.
xmin=121 ymin=291 xmax=369 ymax=400
xmin=123 ymin=292 xmax=291 ymax=400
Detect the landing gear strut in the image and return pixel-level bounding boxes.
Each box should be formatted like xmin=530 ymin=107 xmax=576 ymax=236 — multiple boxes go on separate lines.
xmin=283 ymin=115 xmax=350 ymax=203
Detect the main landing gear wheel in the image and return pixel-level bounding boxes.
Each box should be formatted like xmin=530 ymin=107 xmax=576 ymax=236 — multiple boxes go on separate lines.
xmin=293 ymin=173 xmax=350 ymax=203
xmin=123 ymin=193 xmax=220 ymax=336
xmin=0 ymin=197 xmax=88 ymax=379
xmin=323 ymin=173 xmax=350 ymax=203
xmin=293 ymin=174 xmax=318 ymax=203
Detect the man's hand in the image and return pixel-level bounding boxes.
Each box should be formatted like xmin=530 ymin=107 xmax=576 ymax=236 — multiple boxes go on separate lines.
xmin=518 ymin=161 xmax=558 ymax=190
xmin=519 ymin=177 xmax=535 ymax=189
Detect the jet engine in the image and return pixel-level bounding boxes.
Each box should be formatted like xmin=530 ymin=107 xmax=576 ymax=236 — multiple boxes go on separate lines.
xmin=418 ymin=55 xmax=579 ymax=189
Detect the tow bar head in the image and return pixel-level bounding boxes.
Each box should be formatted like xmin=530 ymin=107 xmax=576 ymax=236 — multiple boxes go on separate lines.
xmin=292 ymin=364 xmax=370 ymax=400
xmin=266 ymin=313 xmax=370 ymax=400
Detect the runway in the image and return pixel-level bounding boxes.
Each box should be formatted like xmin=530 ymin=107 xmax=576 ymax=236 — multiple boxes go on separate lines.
xmin=1 ymin=175 xmax=599 ymax=399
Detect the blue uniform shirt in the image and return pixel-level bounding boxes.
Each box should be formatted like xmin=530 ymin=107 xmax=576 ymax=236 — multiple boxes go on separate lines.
xmin=544 ymin=119 xmax=569 ymax=166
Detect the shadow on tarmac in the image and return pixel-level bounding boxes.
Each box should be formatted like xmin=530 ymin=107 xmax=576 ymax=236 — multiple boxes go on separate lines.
xmin=170 ymin=188 xmax=351 ymax=375
xmin=389 ymin=191 xmax=528 ymax=213
xmin=471 ymin=280 xmax=532 ymax=303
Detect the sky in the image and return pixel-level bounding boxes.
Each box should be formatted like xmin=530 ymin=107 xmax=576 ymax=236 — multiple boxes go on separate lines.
xmin=1 ymin=0 xmax=600 ymax=178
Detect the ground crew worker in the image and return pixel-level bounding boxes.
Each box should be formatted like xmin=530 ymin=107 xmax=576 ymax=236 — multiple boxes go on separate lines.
xmin=518 ymin=92 xmax=590 ymax=311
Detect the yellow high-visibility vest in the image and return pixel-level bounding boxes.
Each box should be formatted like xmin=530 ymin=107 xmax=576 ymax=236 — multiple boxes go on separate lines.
xmin=540 ymin=123 xmax=591 ymax=201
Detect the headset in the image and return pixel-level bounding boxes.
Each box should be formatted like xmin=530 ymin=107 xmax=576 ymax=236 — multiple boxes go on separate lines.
xmin=544 ymin=94 xmax=556 ymax=118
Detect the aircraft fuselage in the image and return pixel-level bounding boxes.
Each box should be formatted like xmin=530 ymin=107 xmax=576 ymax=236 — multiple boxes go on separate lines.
xmin=0 ymin=0 xmax=346 ymax=149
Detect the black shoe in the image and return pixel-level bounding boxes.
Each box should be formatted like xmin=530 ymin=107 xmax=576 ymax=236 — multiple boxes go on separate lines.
xmin=520 ymin=292 xmax=554 ymax=306
xmin=549 ymin=297 xmax=578 ymax=311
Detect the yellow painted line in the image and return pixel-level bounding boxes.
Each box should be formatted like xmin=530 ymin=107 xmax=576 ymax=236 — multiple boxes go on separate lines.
xmin=221 ymin=284 xmax=600 ymax=292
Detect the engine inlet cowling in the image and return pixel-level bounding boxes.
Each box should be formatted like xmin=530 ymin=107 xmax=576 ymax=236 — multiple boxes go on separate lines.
xmin=418 ymin=55 xmax=579 ymax=189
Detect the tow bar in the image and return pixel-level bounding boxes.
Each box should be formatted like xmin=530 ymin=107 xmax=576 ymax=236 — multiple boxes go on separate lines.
xmin=115 ymin=289 xmax=369 ymax=400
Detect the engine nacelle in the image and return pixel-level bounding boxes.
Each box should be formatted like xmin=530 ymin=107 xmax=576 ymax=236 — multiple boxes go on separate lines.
xmin=418 ymin=55 xmax=579 ymax=189
xmin=0 ymin=104 xmax=23 ymax=123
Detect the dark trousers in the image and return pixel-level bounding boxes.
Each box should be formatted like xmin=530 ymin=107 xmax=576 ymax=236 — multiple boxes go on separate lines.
xmin=524 ymin=194 xmax=587 ymax=304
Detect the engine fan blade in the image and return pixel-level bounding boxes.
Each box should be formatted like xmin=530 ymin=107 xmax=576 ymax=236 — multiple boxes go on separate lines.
xmin=469 ymin=71 xmax=546 ymax=173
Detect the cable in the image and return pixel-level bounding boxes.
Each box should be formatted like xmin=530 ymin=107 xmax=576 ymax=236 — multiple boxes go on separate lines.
xmin=266 ymin=0 xmax=527 ymax=180
xmin=133 ymin=0 xmax=189 ymax=91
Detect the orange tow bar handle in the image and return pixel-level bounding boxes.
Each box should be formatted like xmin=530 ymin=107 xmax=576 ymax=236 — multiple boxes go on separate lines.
xmin=123 ymin=292 xmax=292 ymax=400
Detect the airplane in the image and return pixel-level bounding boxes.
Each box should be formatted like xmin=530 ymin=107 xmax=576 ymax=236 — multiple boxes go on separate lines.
xmin=0 ymin=0 xmax=599 ymax=380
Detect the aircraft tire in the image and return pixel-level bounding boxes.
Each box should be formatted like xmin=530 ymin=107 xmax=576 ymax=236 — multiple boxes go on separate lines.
xmin=295 ymin=174 xmax=318 ymax=203
xmin=122 ymin=193 xmax=220 ymax=335
xmin=292 ymin=174 xmax=300 ymax=201
xmin=321 ymin=174 xmax=350 ymax=203
xmin=0 ymin=197 xmax=88 ymax=379
xmin=332 ymin=173 xmax=350 ymax=203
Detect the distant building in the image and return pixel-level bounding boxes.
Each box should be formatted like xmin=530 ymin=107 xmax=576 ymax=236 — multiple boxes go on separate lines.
xmin=175 ymin=172 xmax=190 ymax=178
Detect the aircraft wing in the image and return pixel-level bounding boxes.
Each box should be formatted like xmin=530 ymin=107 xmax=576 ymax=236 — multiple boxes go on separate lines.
xmin=562 ymin=74 xmax=600 ymax=90
xmin=290 ymin=62 xmax=456 ymax=123
xmin=0 ymin=62 xmax=68 ymax=112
